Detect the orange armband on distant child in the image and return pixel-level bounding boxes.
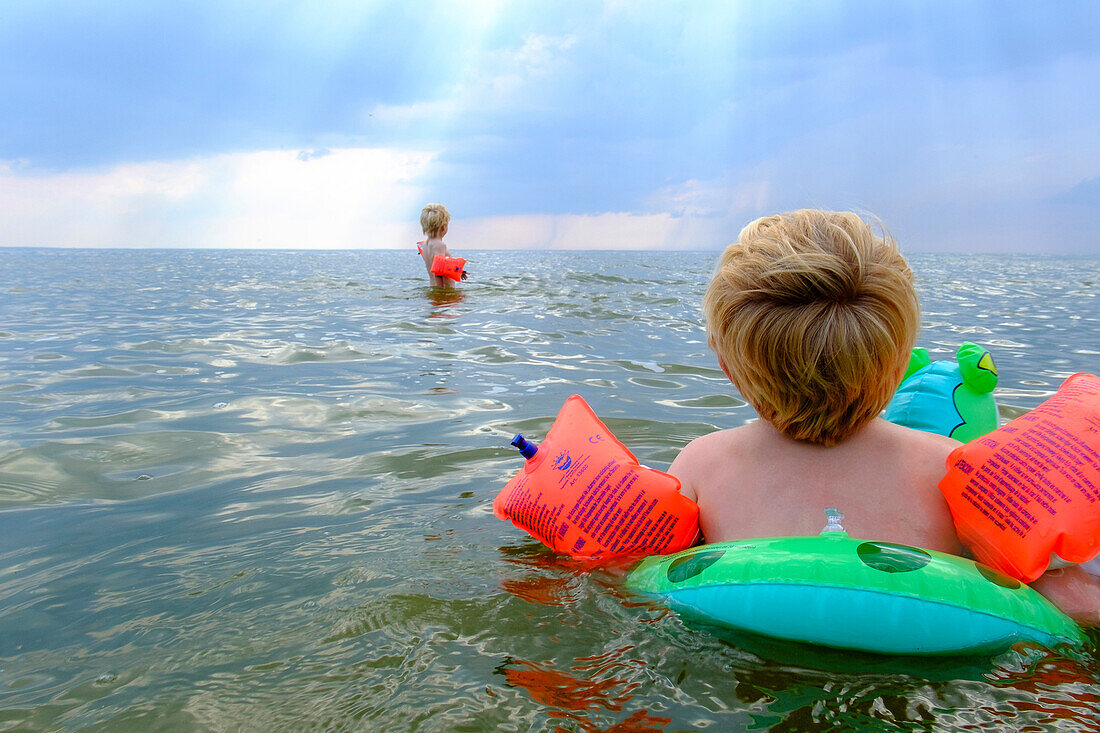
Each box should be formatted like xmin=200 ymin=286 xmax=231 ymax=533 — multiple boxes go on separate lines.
xmin=939 ymin=372 xmax=1100 ymax=582
xmin=430 ymin=255 xmax=467 ymax=282
xmin=493 ymin=395 xmax=700 ymax=560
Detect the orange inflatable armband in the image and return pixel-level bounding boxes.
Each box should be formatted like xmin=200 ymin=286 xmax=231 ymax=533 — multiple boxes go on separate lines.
xmin=939 ymin=372 xmax=1100 ymax=582
xmin=430 ymin=254 xmax=466 ymax=282
xmin=493 ymin=395 xmax=700 ymax=560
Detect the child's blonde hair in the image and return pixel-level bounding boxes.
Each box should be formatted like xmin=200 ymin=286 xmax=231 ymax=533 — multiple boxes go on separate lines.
xmin=420 ymin=203 xmax=450 ymax=238
xmin=703 ymin=209 xmax=919 ymax=446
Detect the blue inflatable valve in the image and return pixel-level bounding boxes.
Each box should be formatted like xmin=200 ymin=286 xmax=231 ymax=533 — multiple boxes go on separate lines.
xmin=511 ymin=433 xmax=538 ymax=460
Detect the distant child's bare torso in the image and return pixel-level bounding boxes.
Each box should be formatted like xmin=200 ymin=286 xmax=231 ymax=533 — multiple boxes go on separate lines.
xmin=669 ymin=418 xmax=964 ymax=555
xmin=420 ymin=237 xmax=452 ymax=288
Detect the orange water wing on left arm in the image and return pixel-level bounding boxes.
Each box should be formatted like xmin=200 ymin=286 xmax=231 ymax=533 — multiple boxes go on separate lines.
xmin=430 ymin=255 xmax=466 ymax=282
xmin=493 ymin=395 xmax=700 ymax=560
xmin=939 ymin=372 xmax=1100 ymax=582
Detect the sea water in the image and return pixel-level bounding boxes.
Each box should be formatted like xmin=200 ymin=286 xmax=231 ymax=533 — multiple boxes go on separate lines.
xmin=0 ymin=248 xmax=1098 ymax=731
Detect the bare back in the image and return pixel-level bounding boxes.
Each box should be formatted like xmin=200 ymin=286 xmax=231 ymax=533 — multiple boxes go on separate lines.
xmin=669 ymin=418 xmax=964 ymax=554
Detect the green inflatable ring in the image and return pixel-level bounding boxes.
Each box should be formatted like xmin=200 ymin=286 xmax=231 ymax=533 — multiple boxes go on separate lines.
xmin=626 ymin=530 xmax=1087 ymax=656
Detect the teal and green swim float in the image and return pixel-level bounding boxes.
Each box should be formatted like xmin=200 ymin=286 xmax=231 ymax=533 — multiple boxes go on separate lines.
xmin=626 ymin=510 xmax=1086 ymax=656
xmin=884 ymin=341 xmax=999 ymax=442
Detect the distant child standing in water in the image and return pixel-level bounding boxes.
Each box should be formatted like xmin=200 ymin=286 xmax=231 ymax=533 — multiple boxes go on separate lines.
xmin=418 ymin=203 xmax=465 ymax=288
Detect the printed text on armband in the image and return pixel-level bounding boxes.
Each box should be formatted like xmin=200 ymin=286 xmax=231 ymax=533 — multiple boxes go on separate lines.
xmin=1047 ymin=422 xmax=1100 ymax=468
xmin=962 ymin=488 xmax=1010 ymax=533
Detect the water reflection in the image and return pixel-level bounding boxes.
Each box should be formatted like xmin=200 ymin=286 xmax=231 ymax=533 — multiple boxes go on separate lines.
xmin=497 ymin=543 xmax=591 ymax=606
xmin=497 ymin=653 xmax=673 ymax=732
xmin=425 ymin=285 xmax=465 ymax=314
xmin=979 ymin=650 xmax=1100 ymax=729
xmin=498 ymin=657 xmax=634 ymax=712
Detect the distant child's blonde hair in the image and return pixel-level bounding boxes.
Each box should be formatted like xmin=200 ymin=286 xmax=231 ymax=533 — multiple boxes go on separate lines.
xmin=420 ymin=203 xmax=450 ymax=238
xmin=704 ymin=209 xmax=919 ymax=446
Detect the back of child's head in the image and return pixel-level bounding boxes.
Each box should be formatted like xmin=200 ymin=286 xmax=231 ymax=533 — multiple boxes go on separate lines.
xmin=704 ymin=209 xmax=919 ymax=446
xmin=420 ymin=203 xmax=450 ymax=238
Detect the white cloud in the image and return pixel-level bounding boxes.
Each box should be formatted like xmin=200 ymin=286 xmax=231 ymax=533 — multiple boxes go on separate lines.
xmin=457 ymin=211 xmax=726 ymax=250
xmin=368 ymin=33 xmax=579 ymax=124
xmin=648 ymin=178 xmax=773 ymax=219
xmin=0 ymin=148 xmax=736 ymax=251
xmin=0 ymin=148 xmax=435 ymax=248
xmin=369 ymin=98 xmax=461 ymax=124
xmin=507 ymin=32 xmax=578 ymax=78
xmin=0 ymin=148 xmax=748 ymax=251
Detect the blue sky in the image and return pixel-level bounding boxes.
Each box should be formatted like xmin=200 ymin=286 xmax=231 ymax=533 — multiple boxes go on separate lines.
xmin=2 ymin=1 xmax=1098 ymax=252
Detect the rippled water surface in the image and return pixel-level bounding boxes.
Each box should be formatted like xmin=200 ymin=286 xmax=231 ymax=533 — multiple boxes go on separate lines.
xmin=1 ymin=248 xmax=1098 ymax=731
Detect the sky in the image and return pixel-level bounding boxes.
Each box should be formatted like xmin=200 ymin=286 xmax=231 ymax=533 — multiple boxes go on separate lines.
xmin=1 ymin=1 xmax=1098 ymax=253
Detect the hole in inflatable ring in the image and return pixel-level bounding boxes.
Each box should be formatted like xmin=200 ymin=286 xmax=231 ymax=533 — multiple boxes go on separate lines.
xmin=856 ymin=542 xmax=931 ymax=573
xmin=667 ymin=549 xmax=726 ymax=583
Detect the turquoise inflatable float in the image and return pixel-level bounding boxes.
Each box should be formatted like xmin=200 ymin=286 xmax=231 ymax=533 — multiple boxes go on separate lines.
xmin=626 ymin=512 xmax=1086 ymax=656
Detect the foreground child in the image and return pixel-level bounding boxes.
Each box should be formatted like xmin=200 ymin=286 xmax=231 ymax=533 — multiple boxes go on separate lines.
xmin=418 ymin=203 xmax=462 ymax=288
xmin=668 ymin=209 xmax=1098 ymax=624
xmin=670 ymin=210 xmax=962 ymax=554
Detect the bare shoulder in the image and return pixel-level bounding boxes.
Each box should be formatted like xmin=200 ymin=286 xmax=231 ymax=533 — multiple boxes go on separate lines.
xmin=897 ymin=424 xmax=959 ymax=497
xmin=875 ymin=418 xmax=962 ymax=505
xmin=668 ymin=424 xmax=755 ymax=500
xmin=671 ymin=425 xmax=754 ymax=467
xmin=878 ymin=419 xmax=959 ymax=464
xmin=423 ymin=238 xmax=449 ymax=257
